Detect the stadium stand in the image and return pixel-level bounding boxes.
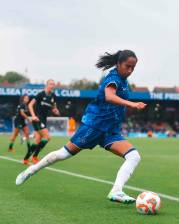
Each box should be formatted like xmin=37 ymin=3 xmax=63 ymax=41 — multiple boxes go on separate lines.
xmin=0 ymin=83 xmax=179 ymax=137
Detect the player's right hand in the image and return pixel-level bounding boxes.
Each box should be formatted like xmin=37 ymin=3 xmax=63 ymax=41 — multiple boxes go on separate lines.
xmin=130 ymin=102 xmax=147 ymax=110
xmin=32 ymin=116 xmax=40 ymax=122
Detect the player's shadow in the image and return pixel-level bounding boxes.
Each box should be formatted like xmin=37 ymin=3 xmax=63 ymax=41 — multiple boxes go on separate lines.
xmin=105 ymin=202 xmax=135 ymax=210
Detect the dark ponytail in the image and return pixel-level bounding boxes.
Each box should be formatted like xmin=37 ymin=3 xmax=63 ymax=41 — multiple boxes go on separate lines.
xmin=96 ymin=50 xmax=137 ymax=71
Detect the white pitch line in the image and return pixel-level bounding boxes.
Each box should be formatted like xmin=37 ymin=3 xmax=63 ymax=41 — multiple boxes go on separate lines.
xmin=1 ymin=155 xmax=179 ymax=202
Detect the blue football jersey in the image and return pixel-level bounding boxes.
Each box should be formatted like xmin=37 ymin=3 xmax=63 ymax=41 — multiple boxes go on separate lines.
xmin=81 ymin=68 xmax=130 ymax=132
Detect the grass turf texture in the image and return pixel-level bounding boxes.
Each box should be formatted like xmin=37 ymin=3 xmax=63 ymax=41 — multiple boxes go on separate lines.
xmin=1 ymin=135 xmax=179 ymax=224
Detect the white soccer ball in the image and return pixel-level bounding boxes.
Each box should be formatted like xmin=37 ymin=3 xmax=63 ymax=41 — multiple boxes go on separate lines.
xmin=136 ymin=191 xmax=161 ymax=215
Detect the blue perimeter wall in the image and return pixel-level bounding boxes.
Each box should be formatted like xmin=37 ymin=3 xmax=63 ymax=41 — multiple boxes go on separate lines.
xmin=0 ymin=86 xmax=179 ymax=101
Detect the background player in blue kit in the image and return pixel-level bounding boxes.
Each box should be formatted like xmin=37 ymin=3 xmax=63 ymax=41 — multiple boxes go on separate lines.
xmin=16 ymin=50 xmax=147 ymax=204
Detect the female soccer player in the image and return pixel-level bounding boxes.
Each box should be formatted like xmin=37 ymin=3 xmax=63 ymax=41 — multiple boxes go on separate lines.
xmin=23 ymin=79 xmax=60 ymax=165
xmin=8 ymin=95 xmax=31 ymax=157
xmin=16 ymin=50 xmax=147 ymax=204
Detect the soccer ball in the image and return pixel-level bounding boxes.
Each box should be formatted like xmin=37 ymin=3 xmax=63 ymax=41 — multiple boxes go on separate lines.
xmin=136 ymin=191 xmax=161 ymax=215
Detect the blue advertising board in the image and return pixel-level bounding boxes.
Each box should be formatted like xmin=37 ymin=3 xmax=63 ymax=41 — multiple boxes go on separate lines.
xmin=0 ymin=87 xmax=179 ymax=101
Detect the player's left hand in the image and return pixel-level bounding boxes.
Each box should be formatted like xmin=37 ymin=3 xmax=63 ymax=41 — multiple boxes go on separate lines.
xmin=52 ymin=108 xmax=60 ymax=116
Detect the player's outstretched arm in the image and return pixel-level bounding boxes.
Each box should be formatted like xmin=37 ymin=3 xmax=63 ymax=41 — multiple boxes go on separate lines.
xmin=105 ymin=85 xmax=147 ymax=110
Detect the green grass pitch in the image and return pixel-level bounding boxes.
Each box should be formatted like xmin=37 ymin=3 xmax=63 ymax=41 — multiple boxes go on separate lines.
xmin=1 ymin=135 xmax=179 ymax=224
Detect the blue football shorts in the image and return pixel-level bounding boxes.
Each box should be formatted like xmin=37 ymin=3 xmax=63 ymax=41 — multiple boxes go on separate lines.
xmin=70 ymin=123 xmax=125 ymax=150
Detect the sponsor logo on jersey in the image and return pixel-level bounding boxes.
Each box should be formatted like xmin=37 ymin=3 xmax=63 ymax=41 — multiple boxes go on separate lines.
xmin=41 ymin=101 xmax=52 ymax=107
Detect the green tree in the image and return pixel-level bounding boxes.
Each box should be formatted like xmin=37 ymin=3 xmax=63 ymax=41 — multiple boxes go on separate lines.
xmin=69 ymin=78 xmax=99 ymax=90
xmin=3 ymin=71 xmax=29 ymax=83
xmin=0 ymin=75 xmax=4 ymax=83
xmin=129 ymin=83 xmax=136 ymax=90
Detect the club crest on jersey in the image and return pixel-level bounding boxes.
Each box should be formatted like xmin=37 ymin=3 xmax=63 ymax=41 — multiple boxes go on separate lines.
xmin=41 ymin=101 xmax=52 ymax=107
xmin=122 ymin=87 xmax=127 ymax=91
xmin=43 ymin=97 xmax=46 ymax=100
xmin=51 ymin=98 xmax=54 ymax=103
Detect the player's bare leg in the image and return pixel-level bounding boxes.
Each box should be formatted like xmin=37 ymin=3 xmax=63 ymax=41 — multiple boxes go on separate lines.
xmin=32 ymin=129 xmax=50 ymax=164
xmin=8 ymin=128 xmax=19 ymax=152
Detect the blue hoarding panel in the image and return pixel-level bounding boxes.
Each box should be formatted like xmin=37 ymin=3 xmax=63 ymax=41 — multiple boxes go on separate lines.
xmin=0 ymin=87 xmax=179 ymax=101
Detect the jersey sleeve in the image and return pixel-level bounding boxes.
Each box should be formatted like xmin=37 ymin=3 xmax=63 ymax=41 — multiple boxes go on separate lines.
xmin=103 ymin=75 xmax=121 ymax=89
